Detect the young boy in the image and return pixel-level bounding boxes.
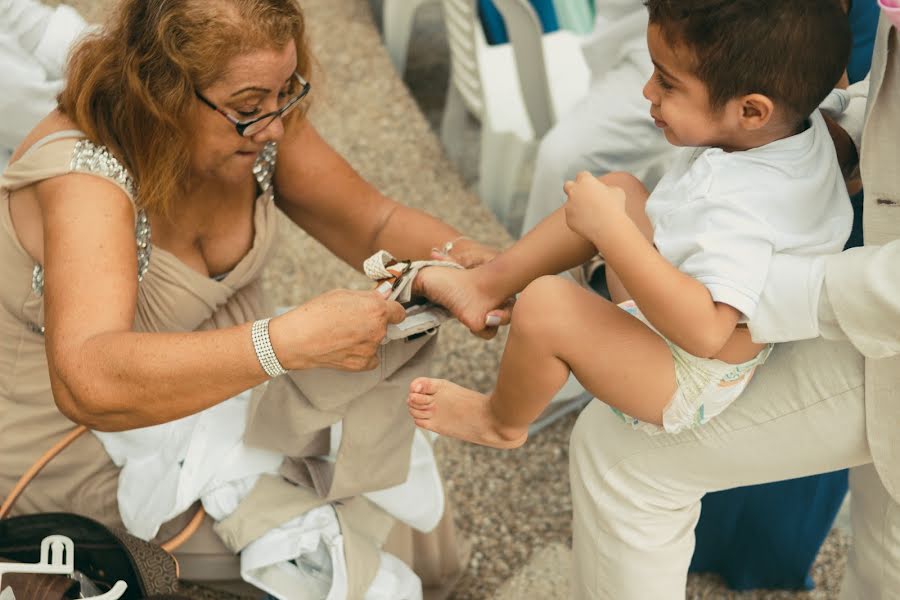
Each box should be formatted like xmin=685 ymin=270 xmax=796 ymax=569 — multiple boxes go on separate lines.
xmin=407 ymin=0 xmax=854 ymax=447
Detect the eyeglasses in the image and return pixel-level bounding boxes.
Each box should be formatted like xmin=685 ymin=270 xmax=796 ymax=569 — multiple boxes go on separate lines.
xmin=195 ymin=72 xmax=311 ymax=137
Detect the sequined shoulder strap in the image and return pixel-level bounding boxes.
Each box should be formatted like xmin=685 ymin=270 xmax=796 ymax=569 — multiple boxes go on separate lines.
xmin=252 ymin=142 xmax=278 ymax=198
xmin=24 ymin=137 xmax=150 ymax=298
xmin=3 ymin=132 xmax=136 ymax=205
xmin=69 ymin=139 xmax=137 ymax=200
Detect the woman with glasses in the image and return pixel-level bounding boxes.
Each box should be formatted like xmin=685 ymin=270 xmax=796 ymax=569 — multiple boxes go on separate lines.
xmin=0 ymin=0 xmax=504 ymax=597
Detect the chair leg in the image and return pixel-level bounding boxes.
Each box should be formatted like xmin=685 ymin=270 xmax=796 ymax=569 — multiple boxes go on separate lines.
xmin=383 ymin=0 xmax=429 ymax=74
xmin=440 ymin=83 xmax=468 ymax=166
xmin=478 ymin=129 xmax=532 ymax=231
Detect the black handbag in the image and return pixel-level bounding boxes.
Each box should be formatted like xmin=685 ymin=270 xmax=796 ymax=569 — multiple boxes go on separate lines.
xmin=0 ymin=427 xmax=202 ymax=600
xmin=0 ymin=512 xmax=181 ymax=599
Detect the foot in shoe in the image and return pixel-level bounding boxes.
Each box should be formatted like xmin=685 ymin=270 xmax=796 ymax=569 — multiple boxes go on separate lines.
xmin=407 ymin=377 xmax=527 ymax=449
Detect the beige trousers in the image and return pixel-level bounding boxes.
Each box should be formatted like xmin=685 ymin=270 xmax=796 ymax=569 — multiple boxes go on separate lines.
xmin=569 ymin=337 xmax=900 ymax=599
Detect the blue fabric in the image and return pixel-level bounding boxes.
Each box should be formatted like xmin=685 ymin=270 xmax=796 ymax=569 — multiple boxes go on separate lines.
xmin=690 ymin=472 xmax=849 ymax=590
xmin=478 ymin=0 xmax=559 ymax=45
xmin=848 ymin=0 xmax=881 ymax=84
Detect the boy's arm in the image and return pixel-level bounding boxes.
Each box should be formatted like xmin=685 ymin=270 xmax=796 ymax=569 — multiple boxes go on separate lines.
xmin=477 ymin=207 xmax=599 ymax=298
xmin=588 ymin=218 xmax=743 ymax=358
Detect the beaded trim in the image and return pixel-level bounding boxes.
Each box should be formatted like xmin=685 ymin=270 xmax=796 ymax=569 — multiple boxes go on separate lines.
xmin=71 ymin=140 xmax=136 ymax=198
xmin=252 ymin=141 xmax=278 ymax=196
xmin=31 ymin=141 xmax=149 ymax=299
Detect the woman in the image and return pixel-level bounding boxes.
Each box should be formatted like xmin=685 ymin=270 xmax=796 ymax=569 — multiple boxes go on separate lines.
xmin=0 ymin=0 xmax=503 ymax=596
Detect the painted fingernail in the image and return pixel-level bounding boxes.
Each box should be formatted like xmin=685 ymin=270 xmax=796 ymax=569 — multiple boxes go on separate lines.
xmin=485 ymin=315 xmax=501 ymax=327
xmin=376 ymin=281 xmax=393 ymax=295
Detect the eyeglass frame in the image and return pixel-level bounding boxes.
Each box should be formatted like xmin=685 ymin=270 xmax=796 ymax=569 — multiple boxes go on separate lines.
xmin=194 ymin=72 xmax=311 ymax=137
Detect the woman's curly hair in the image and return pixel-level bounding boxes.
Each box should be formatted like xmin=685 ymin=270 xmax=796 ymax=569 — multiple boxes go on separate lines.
xmin=58 ymin=0 xmax=313 ymax=216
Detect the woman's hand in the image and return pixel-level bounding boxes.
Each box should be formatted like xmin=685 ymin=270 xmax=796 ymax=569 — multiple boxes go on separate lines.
xmin=270 ymin=289 xmax=406 ymax=371
xmin=430 ymin=237 xmax=500 ymax=268
xmin=563 ymin=171 xmax=628 ymax=246
xmin=414 ymin=266 xmax=512 ymax=339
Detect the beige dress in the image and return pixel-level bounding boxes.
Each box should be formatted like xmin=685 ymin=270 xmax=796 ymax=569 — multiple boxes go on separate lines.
xmin=0 ymin=131 xmax=465 ymax=598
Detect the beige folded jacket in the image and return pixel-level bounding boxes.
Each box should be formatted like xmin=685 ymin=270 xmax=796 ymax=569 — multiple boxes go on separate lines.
xmin=0 ymin=131 xmax=465 ymax=599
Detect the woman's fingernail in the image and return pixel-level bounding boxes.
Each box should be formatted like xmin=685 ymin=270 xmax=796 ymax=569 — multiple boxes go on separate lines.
xmin=376 ymin=281 xmax=393 ymax=295
xmin=485 ymin=315 xmax=501 ymax=327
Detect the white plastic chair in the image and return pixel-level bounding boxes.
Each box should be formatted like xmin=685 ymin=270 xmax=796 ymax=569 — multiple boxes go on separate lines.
xmin=382 ymin=0 xmax=438 ymax=74
xmin=439 ymin=0 xmax=590 ymax=229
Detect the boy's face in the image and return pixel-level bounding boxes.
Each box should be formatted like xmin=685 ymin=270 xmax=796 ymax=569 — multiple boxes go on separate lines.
xmin=643 ymin=24 xmax=740 ymax=149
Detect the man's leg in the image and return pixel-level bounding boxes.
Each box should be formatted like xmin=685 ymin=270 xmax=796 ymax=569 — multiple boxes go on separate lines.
xmin=839 ymin=463 xmax=900 ymax=599
xmin=569 ymin=338 xmax=876 ymax=599
xmin=521 ymin=59 xmax=672 ymax=234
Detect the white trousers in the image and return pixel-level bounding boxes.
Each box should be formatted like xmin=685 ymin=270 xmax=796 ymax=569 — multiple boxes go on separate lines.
xmin=569 ymin=337 xmax=900 ymax=599
xmin=521 ymin=53 xmax=674 ymax=234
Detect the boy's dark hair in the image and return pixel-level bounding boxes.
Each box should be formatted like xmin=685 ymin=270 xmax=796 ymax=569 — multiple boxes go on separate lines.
xmin=644 ymin=0 xmax=850 ymax=122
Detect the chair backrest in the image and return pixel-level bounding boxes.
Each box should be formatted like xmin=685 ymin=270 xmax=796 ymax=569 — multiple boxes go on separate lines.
xmin=441 ymin=0 xmax=555 ymax=138
xmin=491 ymin=0 xmax=554 ymax=137
xmin=442 ymin=0 xmax=486 ymax=119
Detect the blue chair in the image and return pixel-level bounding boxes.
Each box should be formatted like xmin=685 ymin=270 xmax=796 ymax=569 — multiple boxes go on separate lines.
xmin=478 ymin=0 xmax=558 ymax=44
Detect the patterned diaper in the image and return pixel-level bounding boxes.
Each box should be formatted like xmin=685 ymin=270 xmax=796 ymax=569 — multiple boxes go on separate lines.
xmin=612 ymin=300 xmax=773 ymax=435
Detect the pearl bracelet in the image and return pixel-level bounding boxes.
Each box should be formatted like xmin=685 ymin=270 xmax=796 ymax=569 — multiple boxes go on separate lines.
xmin=251 ymin=318 xmax=287 ymax=378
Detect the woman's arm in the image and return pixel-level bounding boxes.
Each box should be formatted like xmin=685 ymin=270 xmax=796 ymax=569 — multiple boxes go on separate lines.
xmin=38 ymin=174 xmax=403 ymax=432
xmin=272 ymin=118 xmax=492 ymax=268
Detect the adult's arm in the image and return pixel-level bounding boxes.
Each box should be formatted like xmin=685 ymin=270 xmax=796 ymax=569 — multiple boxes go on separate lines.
xmin=749 ymin=81 xmax=872 ymax=344
xmin=272 ymin=118 xmax=493 ymax=268
xmin=819 ymin=242 xmax=900 ymax=358
xmin=38 ymin=174 xmax=403 ymax=432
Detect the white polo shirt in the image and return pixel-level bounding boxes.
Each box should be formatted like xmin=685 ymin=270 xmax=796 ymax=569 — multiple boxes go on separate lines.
xmin=645 ymin=110 xmax=852 ymax=326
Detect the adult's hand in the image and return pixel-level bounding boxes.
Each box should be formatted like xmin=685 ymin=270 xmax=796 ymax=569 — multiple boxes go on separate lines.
xmin=821 ymin=111 xmax=861 ymax=195
xmin=269 ymin=289 xmax=406 ymax=372
xmin=414 ymin=266 xmax=512 ymax=340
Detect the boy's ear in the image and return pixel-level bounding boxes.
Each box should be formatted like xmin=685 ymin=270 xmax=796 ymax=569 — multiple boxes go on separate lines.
xmin=738 ymin=94 xmax=775 ymax=130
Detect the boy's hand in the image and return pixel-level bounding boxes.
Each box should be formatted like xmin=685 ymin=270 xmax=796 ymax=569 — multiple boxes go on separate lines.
xmin=563 ymin=171 xmax=627 ymax=243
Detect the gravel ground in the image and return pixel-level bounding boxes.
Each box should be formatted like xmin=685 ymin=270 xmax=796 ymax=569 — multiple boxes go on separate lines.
xmin=50 ymin=0 xmax=851 ymax=598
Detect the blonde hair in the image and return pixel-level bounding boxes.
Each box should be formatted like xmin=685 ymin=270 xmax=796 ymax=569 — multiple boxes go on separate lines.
xmin=58 ymin=0 xmax=313 ymax=217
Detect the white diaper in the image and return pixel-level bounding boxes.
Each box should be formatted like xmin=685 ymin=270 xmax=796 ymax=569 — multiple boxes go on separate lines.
xmin=612 ymin=300 xmax=773 ymax=435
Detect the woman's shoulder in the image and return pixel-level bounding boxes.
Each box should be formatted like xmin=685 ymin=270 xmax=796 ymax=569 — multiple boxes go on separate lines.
xmin=9 ymin=111 xmax=82 ymax=164
xmin=10 ymin=111 xmax=136 ymax=202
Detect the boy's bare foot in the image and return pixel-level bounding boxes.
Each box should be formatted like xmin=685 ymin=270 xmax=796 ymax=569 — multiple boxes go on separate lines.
xmin=407 ymin=377 xmax=527 ymax=449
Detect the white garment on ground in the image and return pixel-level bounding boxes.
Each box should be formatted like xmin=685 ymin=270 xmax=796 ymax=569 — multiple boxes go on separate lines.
xmin=521 ymin=0 xmax=673 ymax=234
xmin=645 ymin=110 xmax=852 ymax=325
xmin=93 ymin=390 xmax=284 ymax=540
xmin=241 ymin=505 xmax=423 ymax=600
xmin=94 ymin=387 xmax=441 ymax=599
xmin=0 ymin=0 xmax=90 ymax=169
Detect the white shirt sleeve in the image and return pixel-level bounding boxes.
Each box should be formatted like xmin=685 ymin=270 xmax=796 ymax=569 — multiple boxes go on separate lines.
xmin=822 ymin=242 xmax=900 ymax=359
xmin=677 ymin=202 xmax=776 ymax=320
xmin=748 ymin=253 xmax=826 ymax=343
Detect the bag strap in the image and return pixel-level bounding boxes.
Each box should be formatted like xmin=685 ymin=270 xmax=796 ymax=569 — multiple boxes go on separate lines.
xmin=0 ymin=426 xmax=204 ymax=553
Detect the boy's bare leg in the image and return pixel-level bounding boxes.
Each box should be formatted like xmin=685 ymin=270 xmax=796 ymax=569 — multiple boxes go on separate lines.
xmin=597 ymin=172 xmax=655 ymax=303
xmin=408 ymin=276 xmax=677 ymax=448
